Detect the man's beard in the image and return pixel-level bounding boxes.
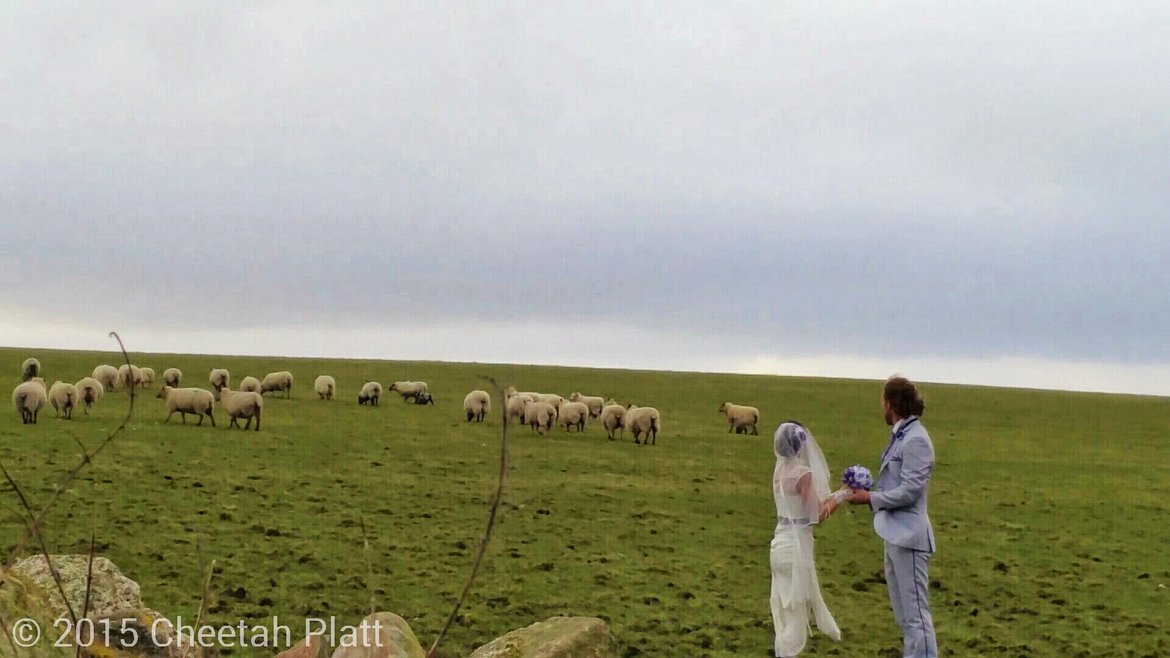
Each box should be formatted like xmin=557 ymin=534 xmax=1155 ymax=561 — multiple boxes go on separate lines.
xmin=884 ymin=408 xmax=896 ymax=426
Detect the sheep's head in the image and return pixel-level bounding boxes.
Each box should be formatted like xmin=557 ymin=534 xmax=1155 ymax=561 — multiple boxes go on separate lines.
xmin=156 ymin=386 xmax=171 ymax=399
xmin=718 ymin=402 xmax=729 ymax=413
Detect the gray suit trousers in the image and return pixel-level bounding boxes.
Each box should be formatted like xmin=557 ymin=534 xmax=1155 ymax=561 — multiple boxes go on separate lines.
xmin=884 ymin=542 xmax=938 ymax=658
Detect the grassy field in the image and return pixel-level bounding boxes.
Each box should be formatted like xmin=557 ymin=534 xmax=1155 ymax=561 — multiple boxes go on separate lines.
xmin=1 ymin=346 xmax=1167 ymax=657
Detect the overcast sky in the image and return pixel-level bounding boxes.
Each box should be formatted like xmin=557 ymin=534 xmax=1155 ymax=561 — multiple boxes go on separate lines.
xmin=3 ymin=2 xmax=1168 ymax=394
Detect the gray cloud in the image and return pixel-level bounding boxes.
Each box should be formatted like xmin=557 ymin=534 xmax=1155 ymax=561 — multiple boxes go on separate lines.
xmin=3 ymin=2 xmax=1169 ymax=370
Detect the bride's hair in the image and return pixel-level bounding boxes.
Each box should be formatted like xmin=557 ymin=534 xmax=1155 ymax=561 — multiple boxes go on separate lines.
xmin=775 ymin=422 xmax=808 ymax=458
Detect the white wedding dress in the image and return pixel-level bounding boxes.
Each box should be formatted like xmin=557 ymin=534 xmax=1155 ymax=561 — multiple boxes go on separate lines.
xmin=770 ymin=425 xmax=841 ymax=657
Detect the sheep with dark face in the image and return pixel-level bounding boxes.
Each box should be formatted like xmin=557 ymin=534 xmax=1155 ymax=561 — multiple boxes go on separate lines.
xmin=411 ymin=391 xmax=435 ymax=405
xmin=314 ymin=375 xmax=336 ymax=400
xmin=260 ymin=371 xmax=294 ymax=398
xmin=358 ymin=381 xmax=382 ymax=406
xmin=390 ymin=381 xmax=429 ymax=402
xmin=209 ymin=369 xmax=230 ymax=398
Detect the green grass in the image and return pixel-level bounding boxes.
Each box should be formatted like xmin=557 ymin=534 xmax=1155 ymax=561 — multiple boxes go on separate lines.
xmin=1 ymin=346 xmax=1168 ymax=657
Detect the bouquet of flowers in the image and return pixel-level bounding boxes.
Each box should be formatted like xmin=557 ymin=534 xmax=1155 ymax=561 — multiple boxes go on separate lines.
xmin=842 ymin=465 xmax=874 ymax=491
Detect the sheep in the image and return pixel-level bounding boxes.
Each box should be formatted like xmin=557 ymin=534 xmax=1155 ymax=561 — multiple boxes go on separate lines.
xmin=600 ymin=403 xmax=627 ymax=440
xmin=534 ymin=393 xmax=564 ymax=408
xmin=523 ymin=400 xmax=556 ymax=435
xmin=412 ymin=391 xmax=435 ymax=405
xmin=557 ymin=400 xmax=589 ymax=432
xmin=12 ymin=380 xmax=47 ymax=424
xmin=314 ymin=375 xmax=336 ymax=400
xmin=21 ymin=358 xmax=41 ymax=382
xmin=569 ymin=392 xmax=605 ymax=419
xmin=505 ymin=394 xmax=529 ymax=424
xmin=139 ymin=367 xmax=155 ymax=388
xmin=209 ymin=368 xmax=230 ymax=398
xmin=260 ymin=371 xmax=294 ymax=398
xmin=463 ymin=390 xmax=490 ymax=422
xmin=358 ymin=381 xmax=382 ymax=406
xmin=157 ymin=386 xmax=216 ymax=426
xmin=219 ymin=388 xmax=263 ymax=431
xmin=625 ymin=406 xmax=661 ymax=446
xmin=75 ymin=377 xmax=104 ymax=414
xmin=48 ymin=381 xmax=79 ymax=420
xmin=718 ymin=402 xmax=760 ymax=435
xmin=93 ymin=365 xmax=119 ymax=391
xmin=238 ymin=376 xmax=261 ymax=393
xmin=389 ymin=381 xmax=429 ymax=402
xmin=162 ymin=368 xmax=182 ymax=388
xmin=118 ymin=364 xmax=144 ymax=390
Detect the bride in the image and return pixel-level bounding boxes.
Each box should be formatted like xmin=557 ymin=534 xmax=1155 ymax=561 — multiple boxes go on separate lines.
xmin=770 ymin=421 xmax=843 ymax=656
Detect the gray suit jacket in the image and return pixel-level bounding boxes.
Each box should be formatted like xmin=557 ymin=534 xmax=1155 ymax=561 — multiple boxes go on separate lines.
xmin=870 ymin=417 xmax=936 ymax=552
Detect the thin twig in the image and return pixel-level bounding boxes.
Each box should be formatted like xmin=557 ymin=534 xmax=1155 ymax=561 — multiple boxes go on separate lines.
xmin=0 ymin=462 xmax=78 ymax=624
xmin=76 ymin=531 xmax=97 ymax=658
xmin=359 ymin=517 xmax=375 ymax=617
xmin=181 ymin=559 xmax=216 ymax=658
xmin=3 ymin=331 xmax=134 ymax=569
xmin=426 ymin=376 xmax=510 ymax=658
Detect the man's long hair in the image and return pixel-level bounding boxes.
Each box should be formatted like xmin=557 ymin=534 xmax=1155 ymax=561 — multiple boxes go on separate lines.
xmin=884 ymin=376 xmax=926 ymax=418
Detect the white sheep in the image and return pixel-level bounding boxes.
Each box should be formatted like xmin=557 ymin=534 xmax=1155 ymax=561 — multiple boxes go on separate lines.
xmin=12 ymin=380 xmax=47 ymax=424
xmin=718 ymin=402 xmax=760 ymax=435
xmin=506 ymin=394 xmax=529 ymax=424
xmin=569 ymin=392 xmax=605 ymax=419
xmin=463 ymin=390 xmax=490 ymax=422
xmin=358 ymin=381 xmax=382 ymax=406
xmin=523 ymin=400 xmax=557 ymax=435
xmin=92 ymin=365 xmax=119 ymax=391
xmin=238 ymin=376 xmax=261 ymax=393
xmin=157 ymin=386 xmax=216 ymax=426
xmin=48 ymin=381 xmax=79 ymax=420
xmin=21 ymin=358 xmax=41 ymax=382
xmin=209 ymin=368 xmax=231 ymax=397
xmin=557 ymin=400 xmax=589 ymax=432
xmin=625 ymin=406 xmax=661 ymax=446
xmin=118 ymin=364 xmax=144 ymax=390
xmin=314 ymin=375 xmax=336 ymax=400
xmin=219 ymin=388 xmax=263 ymax=431
xmin=260 ymin=371 xmax=294 ymax=398
xmin=390 ymin=381 xmax=429 ymax=402
xmin=139 ymin=367 xmax=155 ymax=388
xmin=74 ymin=377 xmax=104 ymax=414
xmin=534 ymin=393 xmax=564 ymax=408
xmin=162 ymin=368 xmax=182 ymax=388
xmin=600 ymin=404 xmax=627 ymax=440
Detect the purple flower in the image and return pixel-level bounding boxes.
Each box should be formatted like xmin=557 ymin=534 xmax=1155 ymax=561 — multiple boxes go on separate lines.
xmin=842 ymin=465 xmax=873 ymax=491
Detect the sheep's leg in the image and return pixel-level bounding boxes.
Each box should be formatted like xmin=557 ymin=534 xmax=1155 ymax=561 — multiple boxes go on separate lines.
xmin=207 ymin=411 xmax=216 ymax=427
xmin=196 ymin=413 xmax=203 ymax=426
xmin=230 ymin=417 xmax=238 ymax=429
xmin=254 ymin=410 xmax=261 ymax=431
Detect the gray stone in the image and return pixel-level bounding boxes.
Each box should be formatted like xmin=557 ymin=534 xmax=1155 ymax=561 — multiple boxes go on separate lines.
xmin=12 ymin=555 xmax=142 ymax=619
xmin=468 ymin=617 xmax=618 ymax=658
xmin=329 ymin=612 xmax=424 ymax=658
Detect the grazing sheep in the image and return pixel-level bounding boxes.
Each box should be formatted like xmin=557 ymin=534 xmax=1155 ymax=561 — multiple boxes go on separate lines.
xmin=412 ymin=391 xmax=434 ymax=405
xmin=260 ymin=371 xmax=294 ymax=398
xmin=357 ymin=381 xmax=382 ymax=406
xmin=21 ymin=358 xmax=41 ymax=382
xmin=314 ymin=375 xmax=336 ymax=400
xmin=506 ymin=394 xmax=529 ymax=424
xmin=48 ymin=381 xmax=79 ymax=420
xmin=557 ymin=400 xmax=589 ymax=432
xmin=118 ymin=364 xmax=145 ymax=390
xmin=718 ymin=402 xmax=760 ymax=435
xmin=534 ymin=393 xmax=564 ymax=408
xmin=523 ymin=400 xmax=557 ymax=435
xmin=139 ymin=367 xmax=155 ymax=388
xmin=600 ymin=404 xmax=627 ymax=440
xmin=157 ymin=386 xmax=216 ymax=426
xmin=389 ymin=381 xmax=429 ymax=402
xmin=569 ymin=392 xmax=605 ymax=419
xmin=209 ymin=368 xmax=230 ymax=397
xmin=75 ymin=377 xmax=104 ymax=414
xmin=92 ymin=365 xmax=119 ymax=391
xmin=12 ymin=381 xmax=47 ymax=424
xmin=238 ymin=376 xmax=261 ymax=393
xmin=219 ymin=388 xmax=263 ymax=431
xmin=625 ymin=406 xmax=661 ymax=446
xmin=463 ymin=390 xmax=490 ymax=422
xmin=162 ymin=368 xmax=182 ymax=388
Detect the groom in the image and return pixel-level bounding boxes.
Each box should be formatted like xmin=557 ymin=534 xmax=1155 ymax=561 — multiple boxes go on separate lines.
xmin=848 ymin=376 xmax=938 ymax=657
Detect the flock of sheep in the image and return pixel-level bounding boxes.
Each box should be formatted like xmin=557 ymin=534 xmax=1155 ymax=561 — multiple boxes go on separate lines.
xmin=11 ymin=356 xmax=764 ymax=445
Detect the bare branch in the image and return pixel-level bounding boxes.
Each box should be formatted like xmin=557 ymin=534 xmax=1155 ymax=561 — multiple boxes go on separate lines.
xmin=426 ymin=376 xmax=510 ymax=658
xmin=77 ymin=531 xmax=97 ymax=658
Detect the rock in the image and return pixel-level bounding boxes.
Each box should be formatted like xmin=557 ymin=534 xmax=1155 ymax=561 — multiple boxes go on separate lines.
xmin=468 ymin=617 xmax=618 ymax=658
xmin=71 ymin=608 xmax=206 ymax=658
xmin=11 ymin=555 xmax=142 ymax=618
xmin=330 ymin=612 xmax=424 ymax=658
xmin=0 ymin=568 xmax=70 ymax=658
xmin=278 ymin=633 xmax=329 ymax=658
